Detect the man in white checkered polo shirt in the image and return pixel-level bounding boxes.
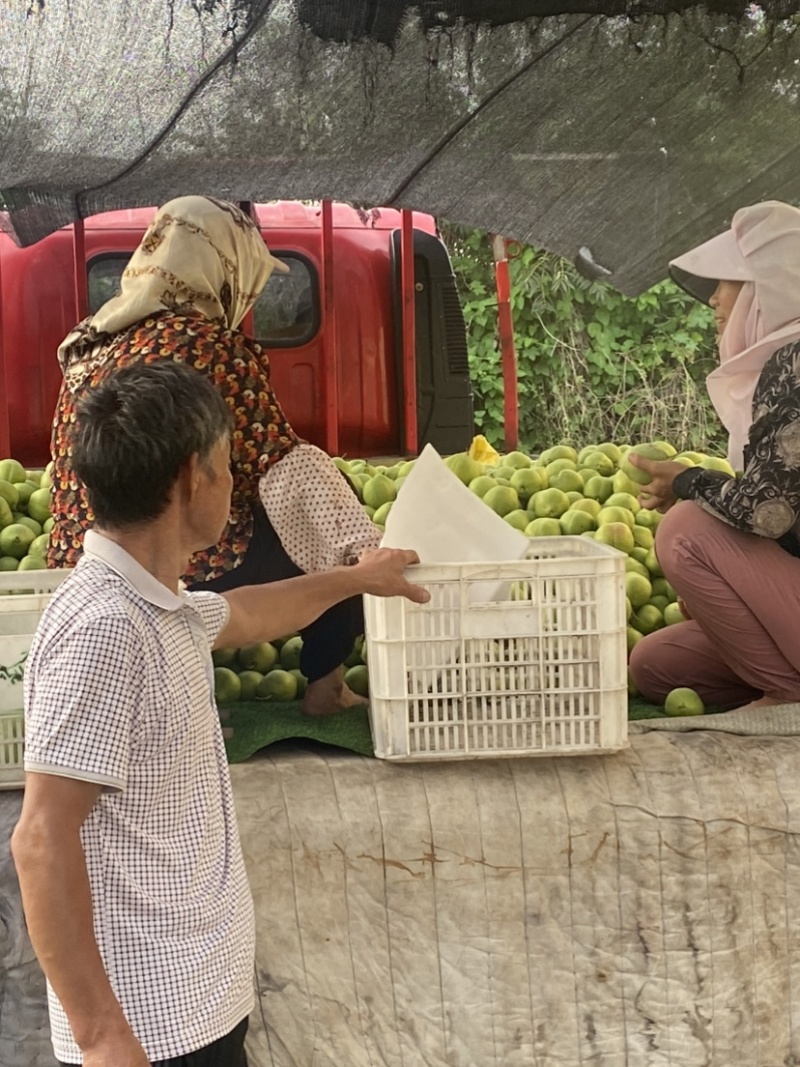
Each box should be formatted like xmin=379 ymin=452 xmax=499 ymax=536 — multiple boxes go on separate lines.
xmin=12 ymin=362 xmax=429 ymax=1067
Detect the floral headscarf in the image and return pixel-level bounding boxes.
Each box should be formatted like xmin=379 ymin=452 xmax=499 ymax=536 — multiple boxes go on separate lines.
xmin=56 ymin=195 xmax=288 ymax=391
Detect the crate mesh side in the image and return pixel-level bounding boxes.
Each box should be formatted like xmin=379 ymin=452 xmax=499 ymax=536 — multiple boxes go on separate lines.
xmin=367 ymin=550 xmax=626 ymax=760
xmin=404 ymin=581 xmax=461 ymax=640
xmin=0 ymin=711 xmax=25 ymax=781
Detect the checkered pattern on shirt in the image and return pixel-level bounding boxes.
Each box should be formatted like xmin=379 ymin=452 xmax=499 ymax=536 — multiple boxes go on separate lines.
xmin=24 ymin=556 xmax=255 ymax=1064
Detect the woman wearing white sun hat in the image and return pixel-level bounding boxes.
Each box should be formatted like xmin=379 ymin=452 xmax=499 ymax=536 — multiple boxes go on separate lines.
xmin=628 ymin=200 xmax=800 ymax=711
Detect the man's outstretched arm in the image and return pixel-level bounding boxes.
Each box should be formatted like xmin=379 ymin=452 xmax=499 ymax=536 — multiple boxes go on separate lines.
xmin=214 ymin=547 xmax=429 ymax=650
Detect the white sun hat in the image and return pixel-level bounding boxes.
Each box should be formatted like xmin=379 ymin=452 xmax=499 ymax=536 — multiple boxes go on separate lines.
xmin=669 ymin=222 xmax=753 ymax=304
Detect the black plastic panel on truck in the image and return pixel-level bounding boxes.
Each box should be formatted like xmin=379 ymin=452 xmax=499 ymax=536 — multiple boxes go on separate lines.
xmin=390 ymin=229 xmax=474 ymax=456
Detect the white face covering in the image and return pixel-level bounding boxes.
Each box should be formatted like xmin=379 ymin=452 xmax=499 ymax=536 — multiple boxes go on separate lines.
xmin=670 ymin=200 xmax=800 ymax=470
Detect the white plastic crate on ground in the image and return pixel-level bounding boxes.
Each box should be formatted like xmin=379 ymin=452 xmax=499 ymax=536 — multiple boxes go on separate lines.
xmin=0 ymin=569 xmax=71 ymax=789
xmin=364 ymin=536 xmax=627 ymax=761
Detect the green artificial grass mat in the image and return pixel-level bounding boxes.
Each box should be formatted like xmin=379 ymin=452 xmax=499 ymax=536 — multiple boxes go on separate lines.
xmin=222 ymin=701 xmax=374 ymax=763
xmin=627 ymin=698 xmax=667 ymax=721
xmin=222 ymin=696 xmax=728 ymax=763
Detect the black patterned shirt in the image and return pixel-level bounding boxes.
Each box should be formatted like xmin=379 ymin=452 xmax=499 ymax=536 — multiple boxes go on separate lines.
xmin=674 ymin=340 xmax=800 ymax=557
xmin=48 ymin=312 xmax=300 ymax=582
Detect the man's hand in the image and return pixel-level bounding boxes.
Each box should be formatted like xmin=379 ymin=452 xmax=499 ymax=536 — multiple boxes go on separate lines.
xmin=83 ymin=1032 xmax=150 ymax=1067
xmin=627 ymin=454 xmax=688 ymax=513
xmin=352 ymin=548 xmax=430 ymax=604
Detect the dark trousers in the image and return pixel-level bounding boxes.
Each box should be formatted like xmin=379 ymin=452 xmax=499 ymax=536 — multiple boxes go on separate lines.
xmin=195 ymin=503 xmax=364 ymax=683
xmin=59 ymin=1016 xmax=248 ymax=1067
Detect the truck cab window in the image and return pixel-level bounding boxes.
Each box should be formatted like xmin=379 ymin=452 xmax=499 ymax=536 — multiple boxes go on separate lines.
xmin=254 ymin=256 xmax=318 ymax=347
xmin=88 ymin=255 xmax=127 ymax=313
xmin=87 ymin=253 xmax=318 ymax=347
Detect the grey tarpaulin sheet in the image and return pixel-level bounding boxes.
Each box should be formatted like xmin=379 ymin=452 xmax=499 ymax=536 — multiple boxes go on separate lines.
xmin=233 ymin=711 xmax=800 ymax=1066
xmin=630 ymin=702 xmax=800 ymax=736
xmin=4 ymin=705 xmax=800 ymax=1065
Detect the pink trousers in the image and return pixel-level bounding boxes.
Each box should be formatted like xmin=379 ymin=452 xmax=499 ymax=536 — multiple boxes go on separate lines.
xmin=628 ymin=500 xmax=800 ymax=707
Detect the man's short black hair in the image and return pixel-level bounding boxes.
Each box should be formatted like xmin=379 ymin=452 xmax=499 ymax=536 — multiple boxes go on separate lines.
xmin=71 ymin=361 xmax=232 ymax=528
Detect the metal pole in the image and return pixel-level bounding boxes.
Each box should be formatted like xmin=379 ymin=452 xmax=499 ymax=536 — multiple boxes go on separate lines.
xmin=401 ymin=210 xmax=417 ymax=455
xmin=321 ymin=200 xmax=339 ymax=456
xmin=0 ymin=246 xmax=9 ymax=457
xmin=493 ymin=234 xmax=519 ymax=452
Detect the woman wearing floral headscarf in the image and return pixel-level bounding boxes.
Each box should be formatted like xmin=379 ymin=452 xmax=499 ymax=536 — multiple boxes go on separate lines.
xmin=49 ymin=195 xmax=380 ymax=715
xmin=629 ymin=200 xmax=800 ymax=711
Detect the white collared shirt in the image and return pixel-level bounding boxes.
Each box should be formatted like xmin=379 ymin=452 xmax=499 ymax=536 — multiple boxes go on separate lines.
xmin=24 ymin=531 xmax=254 ymax=1063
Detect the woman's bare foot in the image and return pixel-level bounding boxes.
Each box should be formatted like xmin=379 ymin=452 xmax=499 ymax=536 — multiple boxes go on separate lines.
xmin=733 ymin=695 xmax=798 ymax=712
xmin=303 ymin=667 xmax=369 ymax=717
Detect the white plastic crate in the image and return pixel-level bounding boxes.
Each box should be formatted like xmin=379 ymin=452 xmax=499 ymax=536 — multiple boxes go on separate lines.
xmin=0 ymin=569 xmax=71 ymax=788
xmin=0 ymin=709 xmax=25 ymax=789
xmin=364 ymin=537 xmax=628 ymax=761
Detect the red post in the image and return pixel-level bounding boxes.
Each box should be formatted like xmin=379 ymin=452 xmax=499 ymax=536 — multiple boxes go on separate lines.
xmin=493 ymin=235 xmax=519 ymax=452
xmin=73 ymin=218 xmax=89 ymax=323
xmin=321 ymin=200 xmax=339 ymax=456
xmin=401 ymin=210 xmax=417 ymax=455
xmin=240 ymin=307 xmax=255 ymax=338
xmin=0 ymin=246 xmax=9 ymax=457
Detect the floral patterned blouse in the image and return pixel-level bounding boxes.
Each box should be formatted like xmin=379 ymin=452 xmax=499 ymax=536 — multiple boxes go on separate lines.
xmin=48 ymin=311 xmax=300 ymax=582
xmin=674 ymin=340 xmax=800 ymax=557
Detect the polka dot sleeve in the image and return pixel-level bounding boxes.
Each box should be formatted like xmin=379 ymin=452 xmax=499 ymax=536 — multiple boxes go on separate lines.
xmin=259 ymin=445 xmax=382 ymax=574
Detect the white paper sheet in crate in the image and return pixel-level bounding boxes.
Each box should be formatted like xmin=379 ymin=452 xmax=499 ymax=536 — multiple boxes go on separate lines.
xmin=380 ymin=443 xmax=529 ymax=599
xmin=364 ymin=537 xmax=628 ymax=761
xmin=0 ymin=569 xmax=71 ymax=788
xmin=380 ymin=444 xmax=530 ymax=562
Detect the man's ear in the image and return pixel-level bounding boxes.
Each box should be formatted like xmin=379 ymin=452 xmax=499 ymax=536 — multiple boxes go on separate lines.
xmin=179 ymin=453 xmax=204 ymax=503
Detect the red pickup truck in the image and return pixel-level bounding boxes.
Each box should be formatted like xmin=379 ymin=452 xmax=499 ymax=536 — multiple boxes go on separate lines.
xmin=0 ymin=201 xmax=473 ymax=466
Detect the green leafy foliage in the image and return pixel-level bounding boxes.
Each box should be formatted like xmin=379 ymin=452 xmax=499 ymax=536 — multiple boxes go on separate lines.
xmin=440 ymin=224 xmax=726 ymax=454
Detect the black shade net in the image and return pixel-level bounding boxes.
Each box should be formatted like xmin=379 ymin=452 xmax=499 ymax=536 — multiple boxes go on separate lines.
xmin=1 ymin=0 xmax=799 ymax=293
